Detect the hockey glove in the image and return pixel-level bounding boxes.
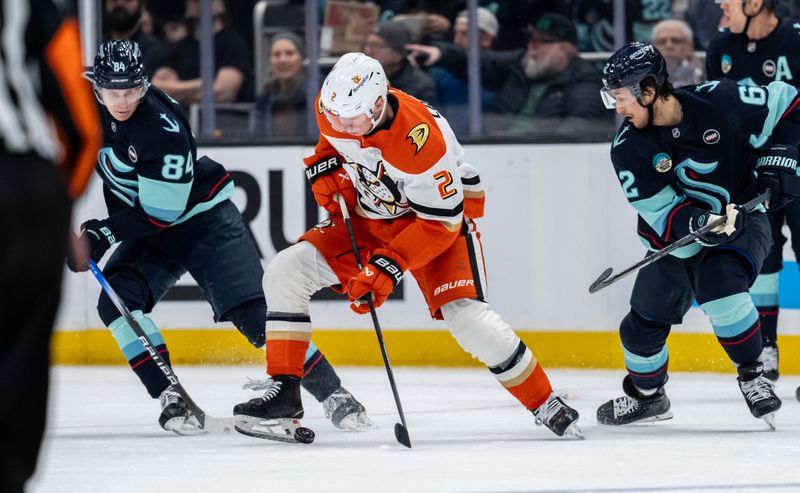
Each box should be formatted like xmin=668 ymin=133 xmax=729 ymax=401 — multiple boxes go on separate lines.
xmin=755 ymin=144 xmax=800 ymax=210
xmin=689 ymin=203 xmax=745 ymax=247
xmin=80 ymin=219 xmax=117 ymax=264
xmin=346 ymin=249 xmax=407 ymax=314
xmin=306 ymin=156 xmax=356 ymax=215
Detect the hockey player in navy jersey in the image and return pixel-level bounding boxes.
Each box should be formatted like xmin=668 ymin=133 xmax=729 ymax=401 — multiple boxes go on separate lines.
xmin=596 ymin=42 xmax=800 ymax=428
xmin=707 ymin=0 xmax=800 ymax=382
xmin=68 ymin=40 xmax=373 ymax=434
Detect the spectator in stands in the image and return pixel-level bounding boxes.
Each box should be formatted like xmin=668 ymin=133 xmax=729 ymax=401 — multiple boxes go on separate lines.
xmin=103 ymin=0 xmax=164 ymax=75
xmin=151 ymin=0 xmax=253 ymax=106
xmin=411 ymin=13 xmax=610 ymax=137
xmin=364 ymin=21 xmax=437 ymax=104
xmin=651 ymin=19 xmax=704 ymax=88
xmin=253 ymin=32 xmax=308 ymax=138
xmin=408 ymin=7 xmax=500 ymax=133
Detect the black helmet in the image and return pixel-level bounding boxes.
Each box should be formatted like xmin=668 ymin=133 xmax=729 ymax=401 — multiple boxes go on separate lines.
xmin=92 ymin=39 xmax=148 ymax=90
xmin=602 ymin=42 xmax=667 ymax=92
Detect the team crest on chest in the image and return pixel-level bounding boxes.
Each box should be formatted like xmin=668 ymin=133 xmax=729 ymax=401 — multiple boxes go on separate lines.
xmin=653 ymin=153 xmax=672 ymax=173
xmin=354 ymin=160 xmax=408 ymax=214
xmin=703 ymin=129 xmax=720 ymax=144
xmin=721 ymin=54 xmax=732 ymax=74
xmin=406 ymin=123 xmax=430 ymax=154
xmin=128 ymin=145 xmax=138 ymax=162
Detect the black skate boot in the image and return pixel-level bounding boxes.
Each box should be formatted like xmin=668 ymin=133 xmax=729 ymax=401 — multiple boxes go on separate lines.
xmin=759 ymin=345 xmax=779 ymax=381
xmin=532 ymin=393 xmax=582 ymax=438
xmin=158 ymin=386 xmax=203 ymax=435
xmin=737 ymin=363 xmax=781 ymax=430
xmin=233 ymin=375 xmax=315 ymax=443
xmin=322 ymin=386 xmax=375 ymax=430
xmin=597 ymin=375 xmax=672 ymax=425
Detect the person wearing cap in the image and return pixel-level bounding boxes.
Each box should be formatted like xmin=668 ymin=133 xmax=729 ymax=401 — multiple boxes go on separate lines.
xmin=412 ymin=13 xmax=610 ymax=138
xmin=364 ymin=21 xmax=436 ymax=104
xmin=253 ymin=32 xmax=308 ymax=137
xmin=452 ymin=7 xmax=499 ymax=50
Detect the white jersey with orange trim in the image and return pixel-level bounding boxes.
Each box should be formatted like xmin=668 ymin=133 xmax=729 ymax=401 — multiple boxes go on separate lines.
xmin=306 ymin=89 xmax=485 ymax=226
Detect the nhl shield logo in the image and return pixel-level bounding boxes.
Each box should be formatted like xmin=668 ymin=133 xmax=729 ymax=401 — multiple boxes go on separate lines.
xmin=703 ymin=129 xmax=720 ymax=144
xmin=721 ymin=54 xmax=732 ymax=74
xmin=763 ymin=60 xmax=776 ymax=78
xmin=653 ymin=153 xmax=672 ymax=173
xmin=128 ymin=145 xmax=138 ymax=162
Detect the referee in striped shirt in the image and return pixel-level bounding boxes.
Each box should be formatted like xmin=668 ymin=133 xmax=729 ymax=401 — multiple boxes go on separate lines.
xmin=0 ymin=1 xmax=100 ymax=491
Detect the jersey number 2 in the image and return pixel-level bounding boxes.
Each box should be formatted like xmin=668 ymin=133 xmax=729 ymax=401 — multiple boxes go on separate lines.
xmin=434 ymin=170 xmax=457 ymax=199
xmin=618 ymin=170 xmax=639 ymax=199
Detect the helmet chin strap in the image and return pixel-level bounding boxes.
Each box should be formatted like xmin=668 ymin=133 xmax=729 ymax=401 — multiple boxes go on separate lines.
xmin=741 ymin=0 xmax=766 ymax=40
xmin=636 ymin=94 xmax=656 ymax=127
xmin=367 ymin=94 xmax=388 ymax=133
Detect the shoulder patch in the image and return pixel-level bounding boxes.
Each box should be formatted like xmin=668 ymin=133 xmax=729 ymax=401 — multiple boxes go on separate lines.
xmin=406 ymin=123 xmax=430 ymax=154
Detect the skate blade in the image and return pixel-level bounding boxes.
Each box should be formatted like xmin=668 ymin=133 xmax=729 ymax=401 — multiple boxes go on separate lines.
xmin=234 ymin=416 xmax=315 ymax=444
xmin=163 ymin=416 xmax=209 ymax=436
xmin=761 ymin=413 xmax=776 ymax=431
xmin=565 ymin=422 xmax=585 ymax=440
xmin=336 ymin=412 xmax=376 ymax=431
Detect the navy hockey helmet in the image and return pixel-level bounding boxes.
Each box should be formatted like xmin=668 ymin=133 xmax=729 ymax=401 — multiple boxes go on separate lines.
xmin=92 ymin=39 xmax=148 ymax=90
xmin=600 ymin=42 xmax=668 ymax=109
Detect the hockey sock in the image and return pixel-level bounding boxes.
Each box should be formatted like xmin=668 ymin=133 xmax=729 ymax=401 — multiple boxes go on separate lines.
xmin=620 ymin=311 xmax=670 ymax=390
xmin=701 ymin=293 xmax=762 ymax=365
xmin=751 ymin=272 xmax=779 ymax=347
xmin=489 ymin=341 xmax=552 ymax=410
xmin=301 ymin=343 xmax=342 ymax=402
xmin=265 ymin=312 xmax=311 ymax=377
xmin=108 ymin=311 xmax=171 ymax=398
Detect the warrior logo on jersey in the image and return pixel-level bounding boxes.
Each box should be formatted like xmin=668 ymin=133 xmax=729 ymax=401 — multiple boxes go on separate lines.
xmin=128 ymin=145 xmax=138 ymax=162
xmin=763 ymin=60 xmax=776 ymax=78
xmin=703 ymin=129 xmax=720 ymax=144
xmin=407 ymin=123 xmax=430 ymax=154
xmin=653 ymin=153 xmax=672 ymax=173
xmin=354 ymin=160 xmax=408 ymax=215
xmin=721 ymin=54 xmax=732 ymax=74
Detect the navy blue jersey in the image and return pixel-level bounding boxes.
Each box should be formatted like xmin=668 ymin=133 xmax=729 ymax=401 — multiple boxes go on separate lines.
xmin=96 ymin=86 xmax=233 ymax=241
xmin=610 ymin=79 xmax=800 ymax=257
xmin=706 ymin=19 xmax=800 ymax=87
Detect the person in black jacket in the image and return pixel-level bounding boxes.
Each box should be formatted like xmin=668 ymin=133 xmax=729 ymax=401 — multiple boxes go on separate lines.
xmin=409 ymin=13 xmax=612 ymax=139
xmin=0 ymin=1 xmax=101 ymax=492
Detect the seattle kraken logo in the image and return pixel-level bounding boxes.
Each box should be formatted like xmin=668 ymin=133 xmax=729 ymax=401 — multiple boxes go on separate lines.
xmin=675 ymin=158 xmax=729 ymax=213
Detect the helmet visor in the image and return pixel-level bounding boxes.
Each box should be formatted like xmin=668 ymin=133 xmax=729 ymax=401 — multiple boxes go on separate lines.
xmin=322 ymin=106 xmax=372 ymax=134
xmin=96 ymin=84 xmax=148 ymax=106
xmin=600 ymin=85 xmax=640 ymax=109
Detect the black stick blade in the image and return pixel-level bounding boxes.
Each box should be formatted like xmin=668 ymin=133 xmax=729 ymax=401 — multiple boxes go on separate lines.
xmin=394 ymin=423 xmax=412 ymax=448
xmin=589 ymin=268 xmax=614 ymax=294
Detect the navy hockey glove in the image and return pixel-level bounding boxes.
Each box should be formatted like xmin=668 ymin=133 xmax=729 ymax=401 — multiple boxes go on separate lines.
xmin=689 ymin=204 xmax=745 ymax=247
xmin=755 ymin=144 xmax=800 ymax=210
xmin=80 ymin=219 xmax=117 ymax=264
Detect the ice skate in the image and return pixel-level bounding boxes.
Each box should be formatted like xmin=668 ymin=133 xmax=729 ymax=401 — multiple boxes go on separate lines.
xmin=597 ymin=376 xmax=673 ymax=426
xmin=532 ymin=393 xmax=583 ymax=438
xmin=759 ymin=345 xmax=779 ymax=381
xmin=233 ymin=375 xmax=315 ymax=444
xmin=322 ymin=386 xmax=375 ymax=430
xmin=737 ymin=363 xmax=781 ymax=430
xmin=158 ymin=386 xmax=204 ymax=436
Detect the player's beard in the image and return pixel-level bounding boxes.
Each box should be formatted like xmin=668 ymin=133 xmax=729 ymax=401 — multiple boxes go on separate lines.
xmin=522 ymin=51 xmax=560 ymax=82
xmin=108 ymin=7 xmax=141 ymax=33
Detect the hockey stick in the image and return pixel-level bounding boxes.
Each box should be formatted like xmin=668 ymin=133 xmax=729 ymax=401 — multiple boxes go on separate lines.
xmin=336 ymin=195 xmax=412 ymax=448
xmin=87 ymin=260 xmax=232 ymax=434
xmin=589 ymin=190 xmax=772 ymax=294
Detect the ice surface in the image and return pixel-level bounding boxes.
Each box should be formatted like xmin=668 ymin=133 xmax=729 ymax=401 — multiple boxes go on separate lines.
xmin=29 ymin=367 xmax=800 ymax=493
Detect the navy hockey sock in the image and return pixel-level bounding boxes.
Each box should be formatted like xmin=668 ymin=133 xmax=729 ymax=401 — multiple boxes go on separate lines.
xmin=302 ymin=348 xmax=342 ymax=402
xmin=758 ymin=306 xmax=778 ymax=347
xmin=109 ymin=312 xmax=172 ymax=398
xmin=620 ymin=310 xmax=670 ymax=390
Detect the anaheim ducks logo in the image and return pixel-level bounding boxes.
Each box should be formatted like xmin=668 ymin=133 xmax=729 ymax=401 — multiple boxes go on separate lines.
xmin=354 ymin=160 xmax=408 ymax=215
xmin=406 ymin=123 xmax=430 ymax=154
xmin=317 ymin=98 xmax=324 ymax=114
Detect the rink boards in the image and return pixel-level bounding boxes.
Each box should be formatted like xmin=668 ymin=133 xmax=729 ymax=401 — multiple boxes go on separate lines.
xmin=52 ymin=143 xmax=800 ymax=374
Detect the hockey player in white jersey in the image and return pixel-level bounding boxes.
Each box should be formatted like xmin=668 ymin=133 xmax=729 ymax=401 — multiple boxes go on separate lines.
xmin=233 ymin=53 xmax=582 ymax=441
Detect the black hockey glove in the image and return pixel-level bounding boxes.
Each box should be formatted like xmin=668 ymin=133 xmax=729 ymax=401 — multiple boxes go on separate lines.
xmin=755 ymin=144 xmax=800 ymax=210
xmin=689 ymin=204 xmax=745 ymax=247
xmin=79 ymin=219 xmax=117 ymax=265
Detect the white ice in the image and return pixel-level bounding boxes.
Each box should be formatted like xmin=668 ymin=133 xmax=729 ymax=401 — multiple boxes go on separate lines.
xmin=30 ymin=367 xmax=800 ymax=493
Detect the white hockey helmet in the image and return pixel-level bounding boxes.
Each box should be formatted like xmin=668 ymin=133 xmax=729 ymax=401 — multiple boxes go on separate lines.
xmin=320 ymin=53 xmax=388 ymax=122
